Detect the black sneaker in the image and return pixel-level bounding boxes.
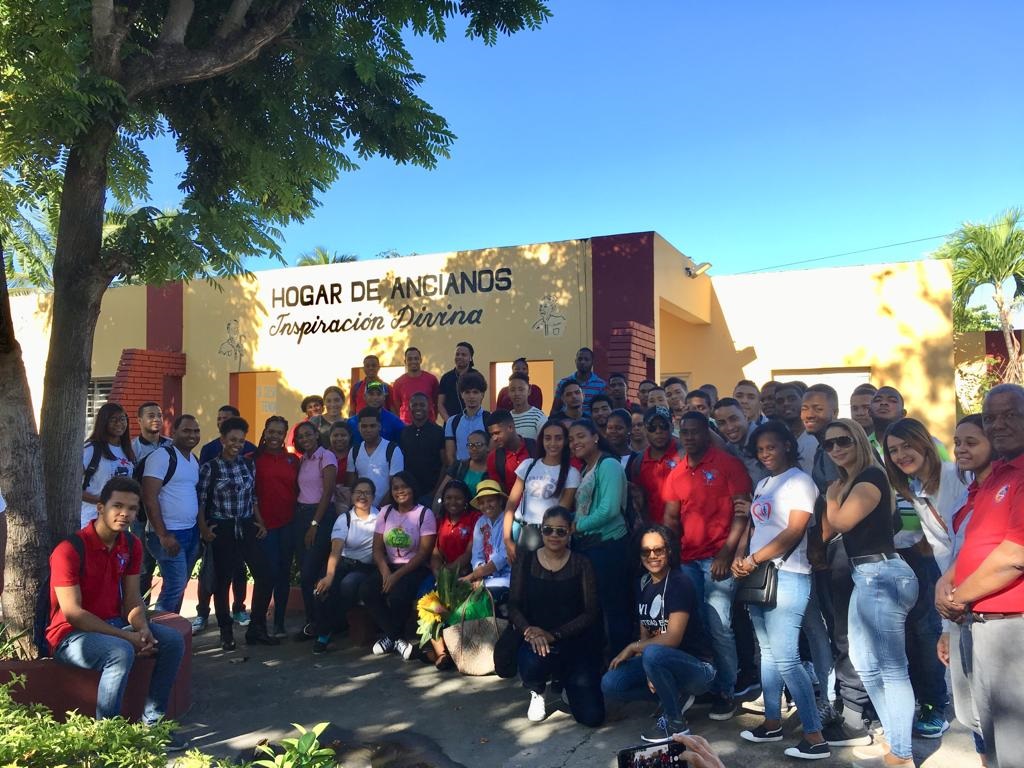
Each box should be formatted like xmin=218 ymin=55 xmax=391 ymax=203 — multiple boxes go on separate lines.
xmin=823 ymin=721 xmax=872 ymax=747
xmin=784 ymin=739 xmax=831 ymax=760
xmin=220 ymin=632 xmax=236 ymax=651
xmin=293 ymin=622 xmax=315 ymax=642
xmin=245 ymin=629 xmax=281 ymax=646
xmin=708 ymin=695 xmax=736 ymax=721
xmin=734 ymin=671 xmax=762 ymax=699
xmin=641 ymin=714 xmax=690 ymax=743
xmin=164 ymin=731 xmax=190 ymax=753
xmin=312 ymin=640 xmax=328 ymax=655
xmin=740 ymin=724 xmax=783 ymax=743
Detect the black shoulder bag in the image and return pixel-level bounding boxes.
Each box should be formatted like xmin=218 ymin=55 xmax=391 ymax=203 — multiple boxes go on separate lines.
xmin=734 ymin=501 xmax=804 ymax=609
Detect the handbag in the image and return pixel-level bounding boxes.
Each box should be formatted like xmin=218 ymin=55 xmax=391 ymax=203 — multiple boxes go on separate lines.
xmin=735 ymin=494 xmax=803 ymax=608
xmin=516 ymin=522 xmax=543 ymax=553
xmin=442 ymin=587 xmax=508 ymax=676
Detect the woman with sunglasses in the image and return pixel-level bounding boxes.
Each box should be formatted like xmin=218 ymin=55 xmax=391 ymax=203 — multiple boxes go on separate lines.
xmin=503 ymin=420 xmax=580 ymax=564
xmin=601 ymin=525 xmax=715 ymax=743
xmin=311 ymin=477 xmax=379 ymax=654
xmin=568 ymin=419 xmax=631 ymax=657
xmin=731 ymin=421 xmax=829 ymax=760
xmin=883 ymin=416 xmax=967 ymax=739
xmin=938 ymin=415 xmax=993 ymax=764
xmin=507 ymin=506 xmax=604 ymax=727
xmin=824 ymin=419 xmax=917 ymax=767
xmin=81 ymin=402 xmax=136 ymax=527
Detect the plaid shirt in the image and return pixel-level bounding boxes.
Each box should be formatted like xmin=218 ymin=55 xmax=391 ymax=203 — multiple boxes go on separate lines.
xmin=198 ymin=456 xmax=256 ymax=533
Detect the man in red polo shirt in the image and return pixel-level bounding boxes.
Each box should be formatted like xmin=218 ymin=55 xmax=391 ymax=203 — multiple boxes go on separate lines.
xmin=486 ymin=410 xmax=535 ymax=494
xmin=937 ymin=384 xmax=1024 ymax=767
xmin=47 ymin=477 xmax=186 ymax=749
xmin=663 ymin=411 xmax=752 ymax=721
xmin=629 ymin=406 xmax=682 ymax=525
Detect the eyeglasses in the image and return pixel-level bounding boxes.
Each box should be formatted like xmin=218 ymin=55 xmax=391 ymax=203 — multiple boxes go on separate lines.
xmin=640 ymin=546 xmax=667 ymax=559
xmin=823 ymin=435 xmax=855 ymax=453
xmin=646 ymin=423 xmax=670 ymax=433
xmin=541 ymin=526 xmax=569 ymax=537
xmin=353 ymin=489 xmax=373 ymax=496
xmin=467 ymin=442 xmax=487 ymax=449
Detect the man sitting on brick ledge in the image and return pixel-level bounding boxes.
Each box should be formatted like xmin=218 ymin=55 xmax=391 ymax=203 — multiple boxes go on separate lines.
xmin=46 ymin=476 xmax=186 ymax=750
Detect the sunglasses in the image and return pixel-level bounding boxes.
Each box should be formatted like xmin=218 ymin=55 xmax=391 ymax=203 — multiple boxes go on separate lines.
xmin=823 ymin=435 xmax=855 ymax=452
xmin=541 ymin=526 xmax=569 ymax=538
xmin=646 ymin=423 xmax=670 ymax=433
xmin=640 ymin=546 xmax=667 ymax=559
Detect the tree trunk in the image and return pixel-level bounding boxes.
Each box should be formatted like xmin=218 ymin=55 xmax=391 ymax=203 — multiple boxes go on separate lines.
xmin=0 ymin=242 xmax=50 ymax=638
xmin=39 ymin=126 xmax=116 ymax=543
xmin=993 ymin=286 xmax=1022 ymax=384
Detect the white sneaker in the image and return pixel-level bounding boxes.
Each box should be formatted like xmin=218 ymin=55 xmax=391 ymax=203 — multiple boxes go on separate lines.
xmin=527 ymin=690 xmax=547 ymax=722
xmin=372 ymin=637 xmax=395 ymax=655
xmin=743 ymin=693 xmax=795 ymax=715
xmin=394 ymin=638 xmax=414 ymax=661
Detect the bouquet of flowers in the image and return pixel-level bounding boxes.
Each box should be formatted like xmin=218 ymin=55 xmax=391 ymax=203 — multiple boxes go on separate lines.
xmin=416 ymin=566 xmax=473 ymax=647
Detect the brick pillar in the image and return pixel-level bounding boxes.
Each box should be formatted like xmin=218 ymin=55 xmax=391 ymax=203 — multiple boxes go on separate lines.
xmin=606 ymin=321 xmax=656 ymax=398
xmin=109 ymin=349 xmax=187 ymax=437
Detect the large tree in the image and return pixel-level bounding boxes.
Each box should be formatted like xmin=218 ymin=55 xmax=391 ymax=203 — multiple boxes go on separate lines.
xmin=0 ymin=0 xmax=549 ymax=634
xmin=945 ymin=208 xmax=1024 ymax=382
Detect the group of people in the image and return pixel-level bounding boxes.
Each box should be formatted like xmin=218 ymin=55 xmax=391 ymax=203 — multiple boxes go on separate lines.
xmin=23 ymin=340 xmax=1023 ymax=767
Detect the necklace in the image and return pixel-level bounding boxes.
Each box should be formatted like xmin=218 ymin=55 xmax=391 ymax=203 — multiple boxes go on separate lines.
xmin=538 ymin=548 xmax=570 ymax=571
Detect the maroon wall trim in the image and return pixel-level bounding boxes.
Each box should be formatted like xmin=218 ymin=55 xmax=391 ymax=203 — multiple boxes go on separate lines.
xmin=147 ymin=282 xmax=184 ymax=352
xmin=591 ymin=233 xmax=655 ymax=380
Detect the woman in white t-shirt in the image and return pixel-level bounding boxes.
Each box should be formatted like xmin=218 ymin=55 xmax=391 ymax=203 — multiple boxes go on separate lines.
xmin=81 ymin=402 xmax=136 ymax=527
xmin=731 ymin=421 xmax=828 ymax=761
xmin=502 ymin=421 xmax=581 ymax=562
xmin=311 ymin=476 xmax=379 ymax=654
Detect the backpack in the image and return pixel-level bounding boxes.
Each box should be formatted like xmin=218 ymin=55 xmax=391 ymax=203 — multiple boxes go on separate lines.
xmin=33 ymin=530 xmax=138 ymax=657
xmin=494 ymin=438 xmax=537 ymax=492
xmin=381 ymin=503 xmax=428 ymax=529
xmin=81 ymin=442 xmax=104 ymax=491
xmin=131 ymin=445 xmax=179 ymax=523
xmin=449 ymin=410 xmax=491 ymax=443
xmin=596 ymin=454 xmax=643 ymax=535
xmin=358 ymin=440 xmax=398 ymax=467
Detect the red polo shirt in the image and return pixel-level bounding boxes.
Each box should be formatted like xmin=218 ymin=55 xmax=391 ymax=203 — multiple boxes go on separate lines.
xmin=663 ymin=445 xmax=752 ymax=561
xmin=255 ymin=450 xmax=300 ymax=529
xmin=633 ymin=440 xmax=683 ymax=525
xmin=46 ymin=522 xmax=142 ymax=651
xmin=955 ymin=453 xmax=1024 ymax=612
xmin=436 ymin=510 xmax=481 ymax=564
xmin=487 ymin=440 xmax=533 ymax=494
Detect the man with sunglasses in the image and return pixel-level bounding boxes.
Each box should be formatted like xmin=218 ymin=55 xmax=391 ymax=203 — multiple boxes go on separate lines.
xmin=628 ymin=407 xmax=683 ymax=526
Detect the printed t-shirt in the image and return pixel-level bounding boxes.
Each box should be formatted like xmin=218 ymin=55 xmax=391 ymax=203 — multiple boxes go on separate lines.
xmin=954 ymin=453 xmax=1024 ymax=612
xmin=663 ymin=445 xmax=752 ymax=561
xmin=297 ymin=446 xmax=338 ymax=504
xmin=487 ymin=440 xmax=533 ymax=494
xmin=634 ymin=442 xmax=682 ymax=525
xmin=392 ymin=371 xmax=440 ymax=424
xmin=46 ymin=522 xmax=141 ymax=651
xmin=471 ymin=513 xmax=511 ymax=588
xmin=514 ymin=459 xmax=582 ymax=525
xmin=330 ymin=507 xmax=379 ymax=563
xmin=748 ymin=467 xmax=817 ymax=574
xmin=637 ymin=568 xmax=713 ymax=662
xmin=510 ymin=407 xmax=547 ymax=441
xmin=81 ymin=444 xmax=134 ymax=527
xmin=375 ymin=504 xmax=437 ymax=564
xmin=254 ymin=450 xmax=300 ymax=529
xmin=436 ymin=510 xmax=481 ymax=564
xmin=348 ymin=439 xmax=404 ymax=506
xmin=143 ymin=446 xmax=200 ymax=531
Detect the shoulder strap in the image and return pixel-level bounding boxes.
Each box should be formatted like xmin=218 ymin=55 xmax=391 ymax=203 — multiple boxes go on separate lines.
xmin=385 ymin=440 xmax=398 ymax=464
xmin=419 ymin=505 xmax=427 ymax=527
xmin=161 ymin=445 xmax=178 ymax=486
xmin=82 ymin=443 xmax=103 ymax=491
xmin=496 ymin=447 xmax=507 ymax=490
xmin=382 ymin=504 xmax=393 ymax=525
xmin=625 ymin=452 xmax=641 ymax=481
xmin=451 ymin=413 xmax=463 ymax=436
xmin=455 ymin=460 xmax=469 ymax=480
xmin=66 ymin=533 xmax=87 ymax=580
xmin=524 ymin=457 xmax=542 ymax=480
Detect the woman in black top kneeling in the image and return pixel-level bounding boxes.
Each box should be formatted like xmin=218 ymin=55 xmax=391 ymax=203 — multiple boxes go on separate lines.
xmin=506 ymin=506 xmax=604 ymax=727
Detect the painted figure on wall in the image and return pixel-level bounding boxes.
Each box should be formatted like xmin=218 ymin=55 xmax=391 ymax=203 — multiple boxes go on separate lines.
xmin=533 ymin=294 xmax=566 ymax=337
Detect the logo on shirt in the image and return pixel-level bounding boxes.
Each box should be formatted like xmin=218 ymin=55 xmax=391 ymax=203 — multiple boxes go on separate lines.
xmin=384 ymin=527 xmax=413 ymax=549
xmin=702 ymin=470 xmax=716 ymax=485
xmin=116 ymin=551 xmax=130 ymax=574
xmin=648 ymin=593 xmax=664 ymax=621
xmin=751 ymin=499 xmax=772 ymax=523
xmin=995 ymin=484 xmax=1011 ymax=503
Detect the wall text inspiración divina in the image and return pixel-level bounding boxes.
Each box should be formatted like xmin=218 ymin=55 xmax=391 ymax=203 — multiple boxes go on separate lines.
xmin=267 ymin=268 xmax=513 ymax=344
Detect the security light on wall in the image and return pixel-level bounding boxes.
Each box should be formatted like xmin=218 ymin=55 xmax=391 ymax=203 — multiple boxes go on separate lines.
xmin=685 ymin=262 xmax=712 ymax=278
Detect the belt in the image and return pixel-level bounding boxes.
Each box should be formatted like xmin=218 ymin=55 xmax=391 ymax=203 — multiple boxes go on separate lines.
xmin=850 ymin=552 xmax=902 ymax=567
xmin=969 ymin=612 xmax=1024 ymax=623
xmin=514 ymin=518 xmax=539 ymax=528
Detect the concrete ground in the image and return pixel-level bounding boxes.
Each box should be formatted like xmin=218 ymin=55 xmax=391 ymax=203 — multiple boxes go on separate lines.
xmin=178 ymin=625 xmax=979 ymax=768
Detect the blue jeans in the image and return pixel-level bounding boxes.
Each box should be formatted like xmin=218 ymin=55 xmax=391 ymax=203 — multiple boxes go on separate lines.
xmin=899 ymin=545 xmax=948 ymax=709
xmin=849 ymin=557 xmax=918 ymax=760
xmin=578 ymin=535 xmax=633 ymax=657
xmin=601 ymin=644 xmax=716 ymax=718
xmin=748 ymin=569 xmax=822 ymax=733
xmin=259 ymin=522 xmax=298 ymax=629
xmin=801 ymin=575 xmax=834 ymax=701
xmin=517 ymin=642 xmax=605 ymax=727
xmin=147 ymin=527 xmax=200 ymax=614
xmin=54 ymin=618 xmax=185 ymax=723
xmin=681 ymin=559 xmax=737 ymax=696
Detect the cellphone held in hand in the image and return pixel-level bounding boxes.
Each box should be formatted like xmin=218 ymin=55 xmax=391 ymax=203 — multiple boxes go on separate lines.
xmin=617 ymin=741 xmax=687 ymax=767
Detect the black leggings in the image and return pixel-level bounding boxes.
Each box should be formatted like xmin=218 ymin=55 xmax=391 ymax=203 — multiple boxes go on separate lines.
xmin=210 ymin=519 xmax=271 ymax=634
xmin=357 ymin=564 xmax=429 ymax=640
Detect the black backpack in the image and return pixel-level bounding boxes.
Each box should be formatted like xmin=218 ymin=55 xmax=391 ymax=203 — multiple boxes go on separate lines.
xmin=33 ymin=530 xmax=138 ymax=657
xmin=131 ymin=445 xmax=180 ymax=523
xmin=82 ymin=442 xmax=104 ymax=491
xmin=358 ymin=440 xmax=399 ymax=466
xmin=381 ymin=503 xmax=428 ymax=528
xmin=449 ymin=410 xmax=491 ymax=443
xmin=494 ymin=438 xmax=537 ymax=492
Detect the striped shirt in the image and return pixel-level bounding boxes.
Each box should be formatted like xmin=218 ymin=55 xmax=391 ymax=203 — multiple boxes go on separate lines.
xmin=556 ymin=372 xmax=607 ymax=414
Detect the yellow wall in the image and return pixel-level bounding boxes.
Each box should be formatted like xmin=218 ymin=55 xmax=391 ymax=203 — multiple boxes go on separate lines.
xmin=659 ymin=260 xmax=956 ymax=442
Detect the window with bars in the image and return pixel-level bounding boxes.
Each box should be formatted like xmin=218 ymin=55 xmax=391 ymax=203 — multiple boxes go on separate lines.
xmin=85 ymin=377 xmax=114 ymax=434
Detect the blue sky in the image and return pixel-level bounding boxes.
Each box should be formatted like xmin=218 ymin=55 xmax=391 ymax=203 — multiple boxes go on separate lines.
xmin=145 ymin=1 xmax=1023 ymax=278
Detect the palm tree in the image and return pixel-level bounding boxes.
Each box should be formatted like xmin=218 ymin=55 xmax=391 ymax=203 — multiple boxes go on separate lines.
xmin=944 ymin=208 xmax=1024 ymax=382
xmin=296 ymin=246 xmax=357 ymax=266
xmin=2 ymin=199 xmax=58 ymax=294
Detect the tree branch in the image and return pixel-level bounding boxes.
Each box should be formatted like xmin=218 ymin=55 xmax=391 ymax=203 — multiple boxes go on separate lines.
xmin=217 ymin=0 xmax=254 ymax=40
xmin=125 ymin=0 xmax=304 ymax=99
xmin=157 ymin=0 xmax=195 ymax=47
xmin=92 ymin=0 xmax=115 ymax=44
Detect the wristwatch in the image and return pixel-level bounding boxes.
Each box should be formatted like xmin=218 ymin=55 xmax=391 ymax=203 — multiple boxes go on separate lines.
xmin=310 ymin=520 xmax=319 ymax=527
